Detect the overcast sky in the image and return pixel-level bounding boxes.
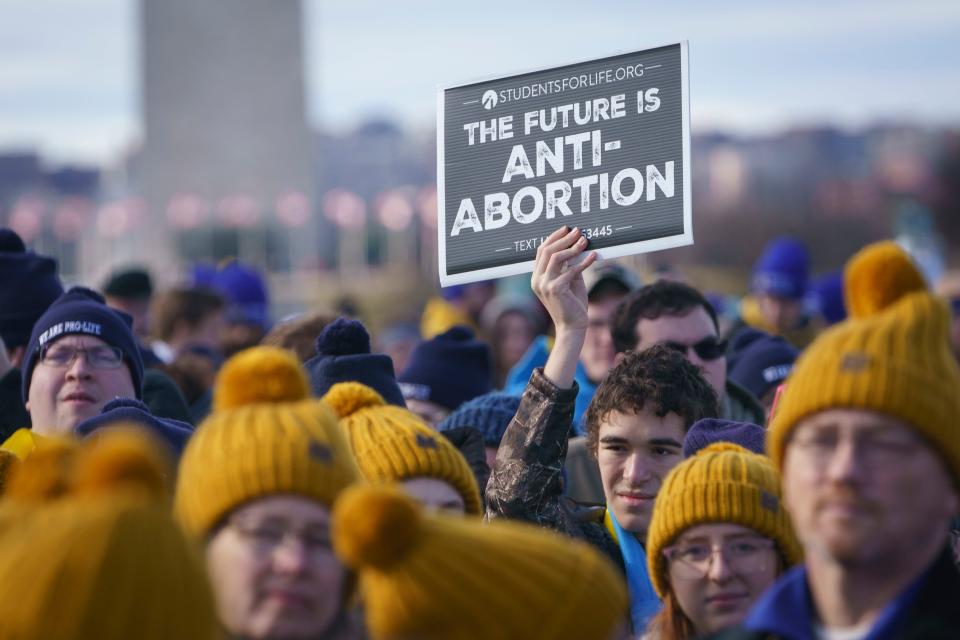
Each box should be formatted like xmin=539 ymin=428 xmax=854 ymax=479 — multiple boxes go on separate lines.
xmin=2 ymin=0 xmax=959 ymax=165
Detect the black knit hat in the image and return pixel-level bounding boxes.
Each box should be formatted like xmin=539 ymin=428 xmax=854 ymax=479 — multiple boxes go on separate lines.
xmin=21 ymin=287 xmax=144 ymax=401
xmin=0 ymin=228 xmax=63 ymax=349
xmin=306 ymin=317 xmax=406 ymax=407
xmin=102 ymin=267 xmax=153 ymax=299
xmin=398 ymin=326 xmax=492 ymax=412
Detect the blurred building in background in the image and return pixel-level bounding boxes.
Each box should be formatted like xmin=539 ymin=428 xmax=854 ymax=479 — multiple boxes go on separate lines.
xmin=131 ymin=0 xmax=317 ymax=276
xmin=0 ymin=0 xmax=957 ymax=304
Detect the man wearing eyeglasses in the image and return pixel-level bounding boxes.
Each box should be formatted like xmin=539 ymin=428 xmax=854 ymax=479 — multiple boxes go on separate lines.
xmin=3 ymin=287 xmax=144 ymax=456
xmin=611 ymin=280 xmax=765 ymax=426
xmin=715 ymin=242 xmax=960 ymax=639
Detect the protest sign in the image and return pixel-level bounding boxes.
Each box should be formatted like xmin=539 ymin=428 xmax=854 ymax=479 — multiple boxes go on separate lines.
xmin=437 ymin=41 xmax=691 ymax=286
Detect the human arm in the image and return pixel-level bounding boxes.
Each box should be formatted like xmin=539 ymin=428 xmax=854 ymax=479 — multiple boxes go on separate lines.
xmin=485 ymin=226 xmax=597 ymax=532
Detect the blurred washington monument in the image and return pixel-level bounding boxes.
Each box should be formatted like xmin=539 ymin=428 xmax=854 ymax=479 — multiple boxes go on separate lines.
xmin=138 ymin=0 xmax=316 ymax=271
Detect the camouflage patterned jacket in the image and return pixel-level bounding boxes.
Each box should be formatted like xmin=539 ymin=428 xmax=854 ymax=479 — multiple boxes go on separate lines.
xmin=485 ymin=367 xmax=624 ymax=571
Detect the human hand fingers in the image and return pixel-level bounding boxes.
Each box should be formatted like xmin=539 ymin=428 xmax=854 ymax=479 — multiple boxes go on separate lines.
xmin=535 ymin=226 xmax=581 ymax=276
xmin=553 ymin=250 xmax=598 ymax=287
xmin=546 ymin=234 xmax=589 ymax=276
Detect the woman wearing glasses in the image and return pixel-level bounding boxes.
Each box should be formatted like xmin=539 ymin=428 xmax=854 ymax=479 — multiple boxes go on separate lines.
xmin=643 ymin=443 xmax=802 ymax=639
xmin=175 ymin=346 xmax=365 ymax=640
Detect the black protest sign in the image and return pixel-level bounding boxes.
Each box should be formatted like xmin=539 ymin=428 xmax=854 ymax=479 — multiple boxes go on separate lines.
xmin=437 ymin=41 xmax=691 ymax=286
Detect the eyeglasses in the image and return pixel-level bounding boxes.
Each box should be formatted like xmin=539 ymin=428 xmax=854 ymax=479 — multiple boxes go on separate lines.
xmin=663 ymin=537 xmax=775 ymax=580
xmin=788 ymin=429 xmax=922 ymax=470
xmin=40 ymin=344 xmax=124 ymax=369
xmin=662 ymin=336 xmax=727 ymax=361
xmin=229 ymin=518 xmax=332 ymax=557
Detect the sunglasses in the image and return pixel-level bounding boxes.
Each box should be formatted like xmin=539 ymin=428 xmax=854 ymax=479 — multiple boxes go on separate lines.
xmin=662 ymin=336 xmax=727 ymax=361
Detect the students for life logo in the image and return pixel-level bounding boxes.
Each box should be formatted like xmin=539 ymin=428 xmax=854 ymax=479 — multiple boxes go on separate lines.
xmin=481 ymin=89 xmax=498 ymax=110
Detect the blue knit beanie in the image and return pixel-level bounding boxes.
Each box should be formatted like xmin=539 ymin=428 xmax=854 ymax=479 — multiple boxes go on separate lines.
xmin=398 ymin=326 xmax=492 ymax=412
xmin=75 ymin=397 xmax=193 ymax=457
xmin=22 ymin=287 xmax=144 ymax=401
xmin=683 ymin=418 xmax=765 ymax=457
xmin=306 ymin=317 xmax=406 ymax=407
xmin=751 ymin=236 xmax=810 ymax=300
xmin=211 ymin=260 xmax=270 ymax=329
xmin=727 ymin=328 xmax=798 ymax=401
xmin=0 ymin=228 xmax=64 ymax=349
xmin=437 ymin=392 xmax=520 ymax=448
xmin=809 ymin=271 xmax=846 ymax=325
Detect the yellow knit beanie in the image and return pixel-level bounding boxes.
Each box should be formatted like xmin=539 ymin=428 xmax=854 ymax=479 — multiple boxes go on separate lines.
xmin=646 ymin=443 xmax=802 ymax=598
xmin=323 ymin=382 xmax=482 ymax=515
xmin=767 ymin=241 xmax=960 ymax=484
xmin=332 ymin=484 xmax=628 ymax=640
xmin=0 ymin=427 xmax=219 ymax=639
xmin=175 ymin=346 xmax=361 ymax=537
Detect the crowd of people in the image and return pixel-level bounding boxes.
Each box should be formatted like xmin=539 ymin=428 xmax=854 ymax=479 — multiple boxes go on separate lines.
xmin=0 ymin=221 xmax=957 ymax=639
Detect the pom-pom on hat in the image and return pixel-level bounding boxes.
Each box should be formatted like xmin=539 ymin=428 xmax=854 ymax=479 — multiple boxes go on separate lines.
xmin=0 ymin=428 xmax=218 ymax=639
xmin=213 ymin=345 xmax=310 ymax=411
xmin=323 ymin=382 xmax=482 ymax=515
xmin=398 ymin=326 xmax=493 ymax=412
xmin=0 ymin=228 xmax=63 ymax=350
xmin=21 ymin=286 xmax=144 ymax=401
xmin=767 ymin=241 xmax=960 ymax=485
xmin=436 ymin=392 xmax=520 ymax=448
xmin=306 ymin=317 xmax=406 ymax=407
xmin=646 ymin=443 xmax=802 ymax=599
xmin=331 ymin=485 xmax=628 ymax=640
xmin=751 ymin=236 xmax=810 ymax=300
xmin=175 ymin=346 xmax=361 ymax=537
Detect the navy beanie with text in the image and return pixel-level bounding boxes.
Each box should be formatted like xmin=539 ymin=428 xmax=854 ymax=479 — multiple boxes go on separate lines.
xmin=398 ymin=326 xmax=493 ymax=412
xmin=22 ymin=287 xmax=144 ymax=401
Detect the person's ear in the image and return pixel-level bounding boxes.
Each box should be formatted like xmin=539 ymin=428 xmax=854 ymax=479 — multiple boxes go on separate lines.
xmin=613 ymin=351 xmax=625 ymax=366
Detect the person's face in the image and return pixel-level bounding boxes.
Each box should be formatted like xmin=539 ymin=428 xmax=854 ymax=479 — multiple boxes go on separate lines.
xmin=782 ymin=409 xmax=958 ymax=568
xmin=27 ymin=335 xmax=135 ymax=436
xmin=757 ymin=293 xmax=803 ymax=334
xmin=596 ymin=408 xmax=685 ymax=538
xmin=105 ymin=295 xmax=151 ymax=341
xmin=400 ymin=477 xmax=466 ymax=514
xmin=205 ymin=496 xmax=347 ymax=640
xmin=463 ymin=282 xmax=496 ymax=317
xmin=666 ymin=523 xmax=780 ymax=635
xmin=404 ymin=398 xmax=450 ymax=428
xmin=496 ymin=311 xmax=535 ymax=372
xmin=582 ymin=294 xmax=623 ymax=383
xmin=194 ymin=310 xmax=227 ymax=351
xmin=635 ymin=307 xmax=726 ymax=395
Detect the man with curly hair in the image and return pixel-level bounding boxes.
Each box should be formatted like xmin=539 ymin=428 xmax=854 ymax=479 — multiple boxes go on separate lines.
xmin=486 ymin=227 xmax=719 ymax=633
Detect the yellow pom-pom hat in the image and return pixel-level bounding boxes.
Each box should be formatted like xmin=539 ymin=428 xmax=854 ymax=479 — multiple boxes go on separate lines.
xmin=767 ymin=241 xmax=960 ymax=484
xmin=332 ymin=484 xmax=628 ymax=640
xmin=175 ymin=346 xmax=361 ymax=537
xmin=0 ymin=428 xmax=219 ymax=639
xmin=646 ymin=443 xmax=802 ymax=598
xmin=323 ymin=382 xmax=482 ymax=515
